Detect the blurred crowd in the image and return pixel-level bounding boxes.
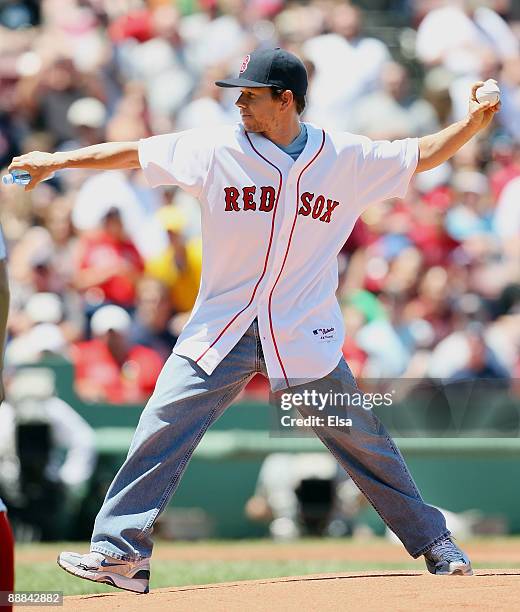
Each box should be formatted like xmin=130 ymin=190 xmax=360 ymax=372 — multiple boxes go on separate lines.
xmin=0 ymin=0 xmax=519 ymax=406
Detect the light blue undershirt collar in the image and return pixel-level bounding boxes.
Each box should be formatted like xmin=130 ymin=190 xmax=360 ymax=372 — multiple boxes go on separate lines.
xmin=274 ymin=123 xmax=308 ymax=161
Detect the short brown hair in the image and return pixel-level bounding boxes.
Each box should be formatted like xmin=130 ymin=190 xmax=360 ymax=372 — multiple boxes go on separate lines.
xmin=270 ymin=88 xmax=306 ymax=115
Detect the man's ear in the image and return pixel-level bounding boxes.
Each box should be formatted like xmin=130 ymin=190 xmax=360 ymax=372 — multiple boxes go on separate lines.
xmin=281 ymin=90 xmax=294 ymax=110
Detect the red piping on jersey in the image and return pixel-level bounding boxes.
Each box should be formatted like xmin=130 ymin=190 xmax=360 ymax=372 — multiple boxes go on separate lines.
xmin=268 ymin=129 xmax=327 ymax=388
xmin=194 ymin=131 xmax=283 ymax=366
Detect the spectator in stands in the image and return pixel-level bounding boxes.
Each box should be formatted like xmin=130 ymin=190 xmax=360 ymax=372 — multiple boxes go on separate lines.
xmin=347 ymin=61 xmax=440 ymax=138
xmin=488 ymin=135 xmax=520 ymax=200
xmin=72 ymin=169 xmax=167 ymax=261
xmin=428 ymin=320 xmax=512 ymax=379
xmin=9 ymin=227 xmax=66 ymax=299
xmin=6 ymin=226 xmax=79 ymax=343
xmin=415 ymin=0 xmax=518 ymax=76
xmin=26 ymin=57 xmax=94 ymax=148
xmin=176 ymin=66 xmax=239 ymax=130
xmin=117 ymin=4 xmax=193 ymax=125
xmin=65 ymin=97 xmax=108 ymax=148
xmin=73 ymin=207 xmax=144 ymax=313
xmin=71 ymin=304 xmax=163 ymax=404
xmin=129 ymin=277 xmax=177 ymax=361
xmin=145 ymin=206 xmax=202 ymax=314
xmin=444 ymin=170 xmax=493 ymax=242
xmin=449 ymin=324 xmax=511 ymax=381
xmin=303 ymin=2 xmax=391 ymax=129
xmin=4 ymin=292 xmax=69 ymax=366
xmin=44 ymin=195 xmax=78 ymax=290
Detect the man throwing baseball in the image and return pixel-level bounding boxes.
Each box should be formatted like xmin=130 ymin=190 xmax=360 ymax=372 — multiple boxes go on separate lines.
xmin=9 ymin=48 xmax=500 ymax=592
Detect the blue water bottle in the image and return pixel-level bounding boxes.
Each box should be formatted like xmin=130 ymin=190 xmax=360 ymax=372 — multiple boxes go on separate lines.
xmin=2 ymin=169 xmax=55 ymax=186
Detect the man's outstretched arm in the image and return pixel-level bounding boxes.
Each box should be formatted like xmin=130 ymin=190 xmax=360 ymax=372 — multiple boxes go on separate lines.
xmin=415 ymin=81 xmax=500 ymax=173
xmin=8 ymin=141 xmax=140 ymax=191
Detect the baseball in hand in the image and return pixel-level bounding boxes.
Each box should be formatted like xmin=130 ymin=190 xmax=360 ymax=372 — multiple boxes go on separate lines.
xmin=476 ymin=79 xmax=500 ymax=106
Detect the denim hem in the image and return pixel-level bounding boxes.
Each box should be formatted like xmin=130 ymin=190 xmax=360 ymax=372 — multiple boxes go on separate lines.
xmin=89 ymin=545 xmax=144 ymax=562
xmin=410 ymin=529 xmax=452 ymax=559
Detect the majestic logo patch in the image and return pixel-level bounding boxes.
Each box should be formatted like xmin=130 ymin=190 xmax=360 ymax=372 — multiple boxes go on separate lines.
xmin=239 ymin=55 xmax=250 ymax=74
xmin=313 ymin=327 xmax=335 ymax=340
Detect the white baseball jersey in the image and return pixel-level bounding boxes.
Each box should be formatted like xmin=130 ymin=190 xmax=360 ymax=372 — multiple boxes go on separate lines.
xmin=139 ymin=123 xmax=418 ymax=391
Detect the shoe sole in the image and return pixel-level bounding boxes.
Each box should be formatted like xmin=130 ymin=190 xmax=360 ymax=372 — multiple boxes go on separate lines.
xmin=430 ymin=562 xmax=474 ymax=576
xmin=56 ymin=555 xmax=150 ymax=594
xmin=436 ymin=566 xmax=474 ymax=576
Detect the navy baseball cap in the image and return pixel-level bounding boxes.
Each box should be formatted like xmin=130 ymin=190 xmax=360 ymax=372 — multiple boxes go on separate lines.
xmin=215 ymin=48 xmax=308 ymax=96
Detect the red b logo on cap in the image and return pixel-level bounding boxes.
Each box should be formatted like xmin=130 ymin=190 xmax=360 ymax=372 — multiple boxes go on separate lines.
xmin=239 ymin=55 xmax=250 ymax=74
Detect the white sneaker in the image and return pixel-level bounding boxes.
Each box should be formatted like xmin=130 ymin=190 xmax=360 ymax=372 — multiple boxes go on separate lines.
xmin=57 ymin=551 xmax=150 ymax=593
xmin=424 ymin=538 xmax=473 ymax=576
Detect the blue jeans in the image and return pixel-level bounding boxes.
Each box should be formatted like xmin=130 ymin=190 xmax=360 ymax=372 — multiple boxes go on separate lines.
xmin=91 ymin=320 xmax=449 ymax=560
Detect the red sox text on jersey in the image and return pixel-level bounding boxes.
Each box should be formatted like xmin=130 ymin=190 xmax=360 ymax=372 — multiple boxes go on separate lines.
xmin=224 ymin=186 xmax=340 ymax=223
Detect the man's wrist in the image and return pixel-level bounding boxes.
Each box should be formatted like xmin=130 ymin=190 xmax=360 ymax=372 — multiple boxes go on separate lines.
xmin=51 ymin=152 xmax=70 ymax=171
xmin=462 ymin=115 xmax=482 ymax=135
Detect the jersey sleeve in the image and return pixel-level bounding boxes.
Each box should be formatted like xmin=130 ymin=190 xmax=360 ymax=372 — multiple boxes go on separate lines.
xmin=138 ymin=129 xmax=213 ymax=198
xmin=356 ymin=137 xmax=418 ymax=211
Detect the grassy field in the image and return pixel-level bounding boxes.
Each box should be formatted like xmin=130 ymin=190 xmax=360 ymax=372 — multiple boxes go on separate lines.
xmin=15 ymin=538 xmax=520 ymax=596
xmin=17 ymin=558 xmax=415 ymax=596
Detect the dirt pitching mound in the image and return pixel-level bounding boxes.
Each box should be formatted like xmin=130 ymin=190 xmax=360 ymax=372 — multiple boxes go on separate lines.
xmin=63 ymin=570 xmax=520 ymax=611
